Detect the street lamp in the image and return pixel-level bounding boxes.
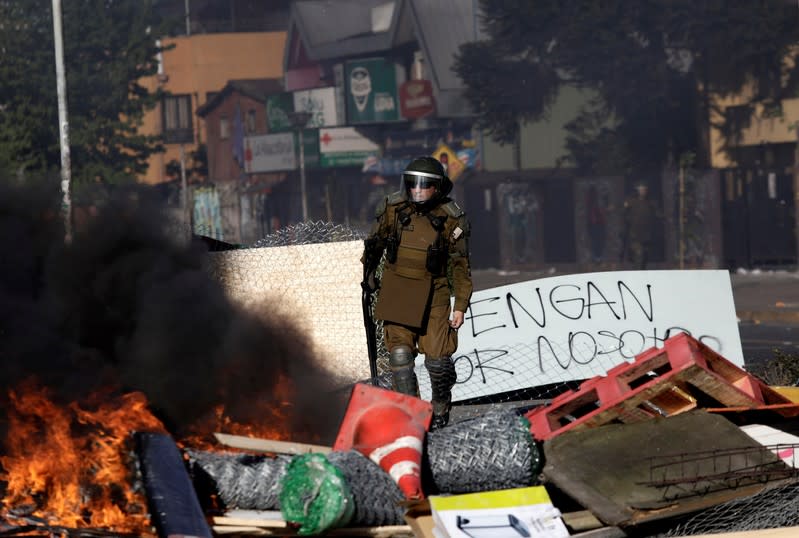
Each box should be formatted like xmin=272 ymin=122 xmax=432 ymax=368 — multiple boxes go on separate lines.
xmin=288 ymin=111 xmax=312 ymax=222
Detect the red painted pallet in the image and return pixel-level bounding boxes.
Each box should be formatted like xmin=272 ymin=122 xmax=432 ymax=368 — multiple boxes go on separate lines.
xmin=525 ymin=333 xmax=796 ymax=441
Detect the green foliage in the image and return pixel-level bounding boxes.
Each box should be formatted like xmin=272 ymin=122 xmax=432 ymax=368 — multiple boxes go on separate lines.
xmin=0 ymin=0 xmax=167 ymax=184
xmin=455 ymin=0 xmax=799 ymax=174
xmin=165 ymin=144 xmax=208 ymax=183
xmin=748 ymin=349 xmax=799 ymax=387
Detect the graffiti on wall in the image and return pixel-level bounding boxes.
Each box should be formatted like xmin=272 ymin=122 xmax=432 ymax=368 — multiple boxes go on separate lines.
xmin=497 ymin=183 xmax=543 ymax=265
xmin=192 ymin=186 xmax=223 ymax=240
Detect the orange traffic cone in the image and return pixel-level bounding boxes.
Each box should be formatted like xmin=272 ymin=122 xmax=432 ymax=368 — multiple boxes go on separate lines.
xmin=334 ymin=383 xmax=432 ymax=499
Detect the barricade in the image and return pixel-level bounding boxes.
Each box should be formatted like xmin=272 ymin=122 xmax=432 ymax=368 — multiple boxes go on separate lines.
xmin=525 ymin=333 xmax=796 ymax=441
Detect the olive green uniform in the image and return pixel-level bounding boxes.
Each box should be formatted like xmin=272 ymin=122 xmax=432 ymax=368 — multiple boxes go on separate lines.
xmin=371 ymin=192 xmax=472 ymax=350
xmin=364 ymin=190 xmax=473 ymax=425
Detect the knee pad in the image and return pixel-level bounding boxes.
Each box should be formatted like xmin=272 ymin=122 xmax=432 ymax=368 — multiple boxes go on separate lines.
xmin=389 ymin=345 xmax=414 ymax=368
xmin=389 ymin=345 xmax=418 ymax=397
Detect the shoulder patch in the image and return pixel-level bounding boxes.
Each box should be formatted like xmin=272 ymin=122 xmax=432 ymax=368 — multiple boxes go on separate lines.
xmin=387 ymin=190 xmax=406 ymax=206
xmin=442 ymin=200 xmax=464 ymax=218
xmin=374 ymin=196 xmax=388 ymax=218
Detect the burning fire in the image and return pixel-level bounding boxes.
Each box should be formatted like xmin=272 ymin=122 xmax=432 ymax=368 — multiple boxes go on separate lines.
xmin=181 ymin=372 xmax=299 ymax=448
xmin=0 ymin=380 xmax=165 ymax=533
xmin=1 ymin=373 xmax=305 ymax=532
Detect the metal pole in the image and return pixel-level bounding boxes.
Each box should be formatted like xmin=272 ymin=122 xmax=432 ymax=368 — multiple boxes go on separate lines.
xmin=179 ymin=144 xmax=190 ymax=230
xmin=791 ymin=0 xmax=799 ymax=269
xmin=679 ymin=164 xmax=685 ymax=269
xmin=299 ymin=128 xmax=308 ymax=221
xmin=794 ymin=127 xmax=799 ymax=268
xmin=52 ymin=0 xmax=72 ymax=243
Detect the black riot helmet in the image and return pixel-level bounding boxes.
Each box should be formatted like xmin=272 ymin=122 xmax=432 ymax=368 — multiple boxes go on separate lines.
xmin=402 ymin=156 xmax=453 ymax=209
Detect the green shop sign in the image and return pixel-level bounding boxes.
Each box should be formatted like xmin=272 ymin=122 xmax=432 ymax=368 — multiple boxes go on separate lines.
xmin=345 ymin=58 xmax=402 ymax=124
xmin=266 ymin=93 xmax=294 ymax=132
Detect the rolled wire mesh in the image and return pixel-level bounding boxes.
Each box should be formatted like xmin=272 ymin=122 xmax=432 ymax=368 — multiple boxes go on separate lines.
xmin=326 ymin=450 xmax=405 ymax=527
xmin=655 ymin=479 xmax=799 ymax=537
xmin=185 ymin=450 xmax=291 ymax=510
xmin=426 ymin=408 xmax=542 ymax=493
xmin=250 ymin=221 xmax=367 ymax=247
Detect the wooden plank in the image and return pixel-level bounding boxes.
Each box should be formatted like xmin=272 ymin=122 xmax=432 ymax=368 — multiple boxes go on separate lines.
xmin=326 ymin=525 xmax=413 ymax=537
xmin=543 ymin=412 xmax=785 ymax=527
xmin=570 ymin=528 xmax=626 ymax=538
xmin=562 ymin=510 xmax=604 ymax=532
xmin=213 ymin=509 xmax=285 ymax=527
xmin=211 ymin=510 xmax=412 ymax=537
xmin=214 ymin=432 xmax=331 ymax=455
xmin=212 ymin=517 xmax=287 ymax=529
xmin=210 ymin=524 xmax=413 ymax=537
xmin=212 ymin=525 xmax=279 ymax=535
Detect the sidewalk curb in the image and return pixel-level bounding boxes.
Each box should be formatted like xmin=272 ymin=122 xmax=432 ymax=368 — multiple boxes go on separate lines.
xmin=737 ymin=310 xmax=799 ymax=324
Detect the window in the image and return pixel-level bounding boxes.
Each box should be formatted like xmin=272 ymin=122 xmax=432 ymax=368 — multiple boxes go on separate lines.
xmin=246 ymin=109 xmax=257 ymax=134
xmin=220 ymin=116 xmax=230 ymax=140
xmin=162 ymin=94 xmax=193 ymax=144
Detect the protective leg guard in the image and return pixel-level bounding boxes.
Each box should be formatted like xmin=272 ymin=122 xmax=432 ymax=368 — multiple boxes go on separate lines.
xmin=424 ymin=356 xmax=456 ymax=430
xmin=389 ymin=345 xmax=419 ymax=397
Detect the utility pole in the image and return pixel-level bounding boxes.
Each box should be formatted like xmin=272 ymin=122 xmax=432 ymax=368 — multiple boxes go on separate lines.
xmin=792 ymin=3 xmax=799 ymax=267
xmin=794 ymin=124 xmax=799 ymax=268
xmin=288 ymin=111 xmax=312 ymax=222
xmin=52 ymin=0 xmax=72 ymax=243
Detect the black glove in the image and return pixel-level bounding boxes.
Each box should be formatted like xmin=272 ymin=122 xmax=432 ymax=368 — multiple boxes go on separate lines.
xmin=362 ymin=236 xmax=385 ymax=292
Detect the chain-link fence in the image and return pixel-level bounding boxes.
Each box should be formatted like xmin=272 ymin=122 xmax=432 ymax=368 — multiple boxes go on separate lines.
xmin=205 ymin=221 xmax=586 ymax=424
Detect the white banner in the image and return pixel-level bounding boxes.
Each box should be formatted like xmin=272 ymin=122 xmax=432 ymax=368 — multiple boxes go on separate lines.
xmin=416 ymin=270 xmax=744 ymax=402
xmin=245 ymin=133 xmax=296 ymax=173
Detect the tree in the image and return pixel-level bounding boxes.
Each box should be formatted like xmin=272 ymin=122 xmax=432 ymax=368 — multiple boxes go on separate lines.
xmin=454 ymin=0 xmax=799 ymax=174
xmin=0 ymin=0 xmax=168 ymax=183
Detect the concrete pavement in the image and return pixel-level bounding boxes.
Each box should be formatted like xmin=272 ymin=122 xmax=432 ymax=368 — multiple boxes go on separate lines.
xmin=470 ymin=268 xmax=799 ymax=324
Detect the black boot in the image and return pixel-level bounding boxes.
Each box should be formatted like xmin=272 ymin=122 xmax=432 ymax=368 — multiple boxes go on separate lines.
xmin=425 ymin=356 xmax=456 ymax=431
xmin=429 ymin=400 xmax=451 ymax=431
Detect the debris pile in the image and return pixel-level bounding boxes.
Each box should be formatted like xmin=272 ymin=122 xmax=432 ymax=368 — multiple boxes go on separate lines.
xmin=181 ymin=333 xmax=799 ymax=537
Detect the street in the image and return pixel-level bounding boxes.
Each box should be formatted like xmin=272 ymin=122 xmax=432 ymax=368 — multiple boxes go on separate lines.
xmin=740 ymin=321 xmax=799 ymax=369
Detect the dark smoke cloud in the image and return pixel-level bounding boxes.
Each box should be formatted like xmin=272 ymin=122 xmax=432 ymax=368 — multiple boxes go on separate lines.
xmin=0 ymin=177 xmax=347 ymax=443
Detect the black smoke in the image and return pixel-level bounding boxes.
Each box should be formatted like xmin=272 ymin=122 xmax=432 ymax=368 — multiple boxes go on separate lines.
xmin=0 ymin=176 xmax=347 ymax=443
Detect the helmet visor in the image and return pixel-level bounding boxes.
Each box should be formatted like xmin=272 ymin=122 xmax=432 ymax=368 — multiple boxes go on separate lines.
xmin=403 ymin=171 xmax=441 ymax=189
xmin=403 ymin=172 xmax=440 ymax=203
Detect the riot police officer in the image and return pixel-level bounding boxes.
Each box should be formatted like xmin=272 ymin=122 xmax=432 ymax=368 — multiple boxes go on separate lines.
xmin=362 ymin=156 xmax=473 ymax=430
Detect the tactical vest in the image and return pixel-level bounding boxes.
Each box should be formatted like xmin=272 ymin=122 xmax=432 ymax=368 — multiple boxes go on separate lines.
xmin=374 ymin=194 xmax=464 ymax=328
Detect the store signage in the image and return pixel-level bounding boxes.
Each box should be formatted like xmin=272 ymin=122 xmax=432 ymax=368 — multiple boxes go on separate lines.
xmin=266 ymin=93 xmax=294 ymax=133
xmin=345 ymin=58 xmax=404 ymax=124
xmin=319 ymin=127 xmax=380 ymax=168
xmin=292 ymin=87 xmax=340 ymax=128
xmin=244 ymin=133 xmax=296 ymax=173
xmin=399 ymin=79 xmax=435 ymax=119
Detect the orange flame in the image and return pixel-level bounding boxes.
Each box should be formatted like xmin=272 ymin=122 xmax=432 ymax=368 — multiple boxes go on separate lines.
xmin=181 ymin=372 xmax=298 ymax=448
xmin=0 ymin=380 xmax=164 ymax=533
